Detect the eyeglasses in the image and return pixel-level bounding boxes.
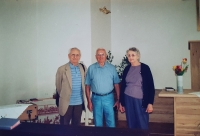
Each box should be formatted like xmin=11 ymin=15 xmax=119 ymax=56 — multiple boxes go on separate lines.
xmin=71 ymin=54 xmax=80 ymax=58
xmin=96 ymin=54 xmax=105 ymax=57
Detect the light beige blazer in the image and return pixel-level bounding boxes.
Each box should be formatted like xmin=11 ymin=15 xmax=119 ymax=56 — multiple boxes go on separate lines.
xmin=55 ymin=62 xmax=87 ymax=116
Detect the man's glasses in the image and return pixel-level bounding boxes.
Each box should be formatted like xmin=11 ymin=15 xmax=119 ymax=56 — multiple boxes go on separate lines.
xmin=71 ymin=54 xmax=80 ymax=58
xmin=96 ymin=54 xmax=105 ymax=57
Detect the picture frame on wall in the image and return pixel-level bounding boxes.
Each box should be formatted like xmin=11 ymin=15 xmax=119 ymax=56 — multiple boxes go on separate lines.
xmin=197 ymin=0 xmax=200 ymax=31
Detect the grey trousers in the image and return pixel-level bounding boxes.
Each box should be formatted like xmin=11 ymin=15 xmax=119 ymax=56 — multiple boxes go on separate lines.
xmin=60 ymin=104 xmax=82 ymax=126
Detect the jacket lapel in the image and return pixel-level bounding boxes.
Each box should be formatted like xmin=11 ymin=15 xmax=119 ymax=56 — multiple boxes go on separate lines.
xmin=65 ymin=63 xmax=72 ymax=90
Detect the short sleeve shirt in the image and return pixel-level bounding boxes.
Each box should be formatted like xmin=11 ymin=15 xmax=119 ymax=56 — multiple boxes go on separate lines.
xmin=85 ymin=62 xmax=120 ymax=94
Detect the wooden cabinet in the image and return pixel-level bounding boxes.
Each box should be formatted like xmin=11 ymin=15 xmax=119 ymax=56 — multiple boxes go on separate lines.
xmin=159 ymin=90 xmax=200 ymax=136
xmin=175 ymin=97 xmax=200 ymax=136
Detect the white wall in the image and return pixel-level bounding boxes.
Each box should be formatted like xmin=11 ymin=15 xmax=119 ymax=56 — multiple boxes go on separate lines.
xmin=0 ymin=0 xmax=38 ymax=105
xmin=35 ymin=0 xmax=91 ymax=98
xmin=91 ymin=0 xmax=111 ymax=63
xmin=111 ymin=0 xmax=200 ymax=89
xmin=0 ymin=16 xmax=5 ymax=105
xmin=0 ymin=0 xmax=91 ymax=105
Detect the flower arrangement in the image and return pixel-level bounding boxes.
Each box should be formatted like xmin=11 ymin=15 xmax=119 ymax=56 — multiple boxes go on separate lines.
xmin=173 ymin=58 xmax=189 ymax=76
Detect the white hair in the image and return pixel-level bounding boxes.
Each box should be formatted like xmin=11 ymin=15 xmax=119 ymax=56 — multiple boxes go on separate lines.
xmin=126 ymin=47 xmax=140 ymax=61
xmin=68 ymin=47 xmax=81 ymax=55
xmin=96 ymin=48 xmax=107 ymax=56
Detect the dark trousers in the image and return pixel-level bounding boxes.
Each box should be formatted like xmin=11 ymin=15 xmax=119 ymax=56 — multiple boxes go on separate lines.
xmin=124 ymin=94 xmax=149 ymax=130
xmin=60 ymin=104 xmax=82 ymax=126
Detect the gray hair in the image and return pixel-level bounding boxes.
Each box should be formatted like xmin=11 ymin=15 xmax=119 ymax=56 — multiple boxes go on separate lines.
xmin=96 ymin=48 xmax=107 ymax=56
xmin=126 ymin=47 xmax=140 ymax=61
xmin=68 ymin=47 xmax=81 ymax=55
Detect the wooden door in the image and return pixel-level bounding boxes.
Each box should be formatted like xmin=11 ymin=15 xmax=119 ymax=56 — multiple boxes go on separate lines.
xmin=189 ymin=41 xmax=200 ymax=91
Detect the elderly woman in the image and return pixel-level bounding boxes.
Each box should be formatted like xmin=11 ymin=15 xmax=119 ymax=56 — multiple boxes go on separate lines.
xmin=119 ymin=47 xmax=155 ymax=130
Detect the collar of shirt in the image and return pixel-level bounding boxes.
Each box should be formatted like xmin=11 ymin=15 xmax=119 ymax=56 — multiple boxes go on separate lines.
xmin=69 ymin=63 xmax=79 ymax=69
xmin=95 ymin=62 xmax=109 ymax=68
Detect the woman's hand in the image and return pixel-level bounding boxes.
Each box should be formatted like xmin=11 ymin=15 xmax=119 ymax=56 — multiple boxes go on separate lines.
xmin=146 ymin=104 xmax=153 ymax=113
xmin=119 ymin=103 xmax=125 ymax=113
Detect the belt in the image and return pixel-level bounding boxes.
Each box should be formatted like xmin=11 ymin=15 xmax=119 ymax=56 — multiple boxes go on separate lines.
xmin=92 ymin=91 xmax=113 ymax=96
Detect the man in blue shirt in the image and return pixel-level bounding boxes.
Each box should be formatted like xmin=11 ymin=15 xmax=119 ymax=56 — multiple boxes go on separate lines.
xmin=85 ymin=48 xmax=120 ymax=127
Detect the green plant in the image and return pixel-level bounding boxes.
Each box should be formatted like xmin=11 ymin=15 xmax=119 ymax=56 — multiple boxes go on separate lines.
xmin=106 ymin=50 xmax=130 ymax=79
xmin=115 ymin=55 xmax=130 ymax=79
xmin=106 ymin=50 xmax=114 ymax=64
xmin=106 ymin=51 xmax=130 ymax=79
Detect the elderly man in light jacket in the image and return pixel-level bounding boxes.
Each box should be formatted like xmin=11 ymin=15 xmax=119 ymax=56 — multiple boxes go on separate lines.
xmin=56 ymin=47 xmax=87 ymax=126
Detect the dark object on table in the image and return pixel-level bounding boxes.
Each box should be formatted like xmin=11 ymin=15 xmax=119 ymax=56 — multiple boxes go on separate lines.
xmin=30 ymin=98 xmax=38 ymax=101
xmin=165 ymin=87 xmax=175 ymax=91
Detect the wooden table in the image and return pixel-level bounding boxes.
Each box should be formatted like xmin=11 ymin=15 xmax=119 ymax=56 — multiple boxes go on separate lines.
xmin=159 ymin=89 xmax=200 ymax=136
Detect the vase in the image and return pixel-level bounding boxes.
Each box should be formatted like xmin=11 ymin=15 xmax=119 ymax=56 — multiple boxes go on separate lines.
xmin=177 ymin=75 xmax=183 ymax=94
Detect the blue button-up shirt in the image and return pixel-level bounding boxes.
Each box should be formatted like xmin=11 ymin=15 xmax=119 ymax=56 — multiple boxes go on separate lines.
xmin=85 ymin=62 xmax=120 ymax=94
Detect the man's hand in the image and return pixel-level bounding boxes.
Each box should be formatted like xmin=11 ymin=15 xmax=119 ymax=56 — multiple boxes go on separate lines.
xmin=119 ymin=103 xmax=125 ymax=113
xmin=87 ymin=101 xmax=93 ymax=112
xmin=85 ymin=85 xmax=93 ymax=111
xmin=113 ymin=84 xmax=120 ymax=110
xmin=113 ymin=100 xmax=119 ymax=110
xmin=146 ymin=104 xmax=153 ymax=113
